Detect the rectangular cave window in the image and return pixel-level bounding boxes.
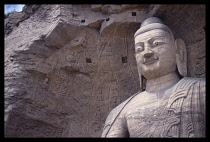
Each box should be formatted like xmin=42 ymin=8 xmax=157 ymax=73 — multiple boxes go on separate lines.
xmin=122 ymin=56 xmax=127 ymax=63
xmin=86 ymin=58 xmax=92 ymax=63
xmin=81 ymin=20 xmax=85 ymax=23
xmin=132 ymin=12 xmax=136 ymax=16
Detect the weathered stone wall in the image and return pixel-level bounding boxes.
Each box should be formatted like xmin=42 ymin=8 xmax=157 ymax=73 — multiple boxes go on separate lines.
xmin=4 ymin=4 xmax=205 ymax=137
xmin=4 ymin=4 xmax=41 ymax=36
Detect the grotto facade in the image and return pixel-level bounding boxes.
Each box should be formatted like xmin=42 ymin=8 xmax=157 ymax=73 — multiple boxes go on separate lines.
xmin=4 ymin=4 xmax=205 ymax=137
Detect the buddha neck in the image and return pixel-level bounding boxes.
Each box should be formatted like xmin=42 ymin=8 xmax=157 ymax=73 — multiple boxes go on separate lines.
xmin=145 ymin=72 xmax=181 ymax=92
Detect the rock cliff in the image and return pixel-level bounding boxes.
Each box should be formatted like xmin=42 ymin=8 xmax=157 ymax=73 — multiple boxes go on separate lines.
xmin=4 ymin=4 xmax=205 ymax=137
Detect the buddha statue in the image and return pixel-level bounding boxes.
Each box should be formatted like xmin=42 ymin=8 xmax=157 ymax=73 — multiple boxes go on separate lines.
xmin=101 ymin=17 xmax=205 ymax=138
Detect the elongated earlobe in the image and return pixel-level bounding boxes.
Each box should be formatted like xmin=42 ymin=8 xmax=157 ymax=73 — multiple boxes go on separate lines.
xmin=137 ymin=69 xmax=146 ymax=91
xmin=138 ymin=71 xmax=143 ymax=90
xmin=175 ymin=39 xmax=187 ymax=77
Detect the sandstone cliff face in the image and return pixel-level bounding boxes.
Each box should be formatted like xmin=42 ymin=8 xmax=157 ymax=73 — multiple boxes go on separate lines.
xmin=4 ymin=4 xmax=205 ymax=137
xmin=4 ymin=5 xmax=41 ymax=36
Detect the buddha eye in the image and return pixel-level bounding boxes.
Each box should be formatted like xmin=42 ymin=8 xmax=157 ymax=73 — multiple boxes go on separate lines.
xmin=154 ymin=42 xmax=159 ymax=46
xmin=153 ymin=40 xmax=164 ymax=46
xmin=135 ymin=46 xmax=144 ymax=53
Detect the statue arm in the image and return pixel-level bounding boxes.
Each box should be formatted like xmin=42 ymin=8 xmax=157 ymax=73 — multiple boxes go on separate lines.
xmin=201 ymin=79 xmax=206 ymax=136
xmin=101 ymin=93 xmax=138 ymax=137
xmin=103 ymin=113 xmax=129 ymax=137
xmin=101 ymin=106 xmax=129 ymax=137
xmin=192 ymin=78 xmax=205 ymax=137
xmin=199 ymin=79 xmax=205 ymax=119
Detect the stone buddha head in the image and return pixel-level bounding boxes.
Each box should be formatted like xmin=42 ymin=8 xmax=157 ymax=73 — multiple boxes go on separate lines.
xmin=134 ymin=17 xmax=187 ymax=90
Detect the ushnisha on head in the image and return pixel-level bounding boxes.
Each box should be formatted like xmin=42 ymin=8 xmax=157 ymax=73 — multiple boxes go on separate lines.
xmin=134 ymin=17 xmax=187 ymax=89
xmin=134 ymin=17 xmax=173 ymax=39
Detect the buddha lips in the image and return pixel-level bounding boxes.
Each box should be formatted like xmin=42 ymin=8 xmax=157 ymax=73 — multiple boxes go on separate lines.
xmin=144 ymin=56 xmax=158 ymax=65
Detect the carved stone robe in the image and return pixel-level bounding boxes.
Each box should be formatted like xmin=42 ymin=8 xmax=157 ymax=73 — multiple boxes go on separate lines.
xmin=101 ymin=77 xmax=205 ymax=137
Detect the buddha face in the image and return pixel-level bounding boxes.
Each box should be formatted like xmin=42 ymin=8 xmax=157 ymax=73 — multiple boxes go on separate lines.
xmin=135 ymin=29 xmax=177 ymax=79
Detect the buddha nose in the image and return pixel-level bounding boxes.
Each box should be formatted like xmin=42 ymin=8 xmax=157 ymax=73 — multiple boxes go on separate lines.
xmin=143 ymin=49 xmax=154 ymax=58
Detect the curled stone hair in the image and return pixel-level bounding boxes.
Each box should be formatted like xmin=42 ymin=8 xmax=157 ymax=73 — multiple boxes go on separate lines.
xmin=134 ymin=17 xmax=173 ymax=38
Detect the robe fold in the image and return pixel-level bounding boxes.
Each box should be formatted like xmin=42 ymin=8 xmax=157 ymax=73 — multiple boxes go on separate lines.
xmin=101 ymin=77 xmax=205 ymax=137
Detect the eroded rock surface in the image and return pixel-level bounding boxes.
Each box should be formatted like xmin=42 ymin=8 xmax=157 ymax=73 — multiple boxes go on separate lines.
xmin=4 ymin=4 xmax=205 ymax=137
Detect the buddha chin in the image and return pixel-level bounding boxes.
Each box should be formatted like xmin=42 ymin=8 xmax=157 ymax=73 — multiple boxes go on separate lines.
xmin=137 ymin=54 xmax=177 ymax=80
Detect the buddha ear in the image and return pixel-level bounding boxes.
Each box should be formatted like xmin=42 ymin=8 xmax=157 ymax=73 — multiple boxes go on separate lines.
xmin=137 ymin=69 xmax=146 ymax=91
xmin=138 ymin=69 xmax=143 ymax=90
xmin=175 ymin=38 xmax=187 ymax=77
